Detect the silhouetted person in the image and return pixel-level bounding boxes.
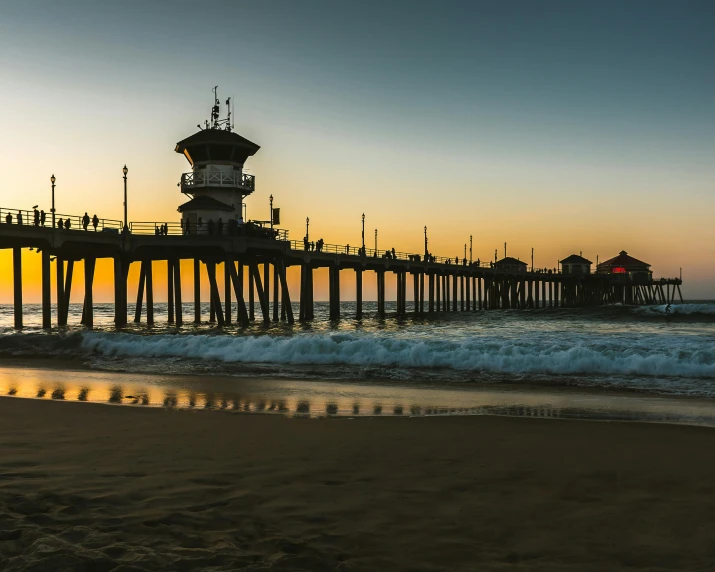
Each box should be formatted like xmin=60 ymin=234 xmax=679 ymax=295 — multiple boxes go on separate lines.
xmin=40 ymin=210 xmax=46 ymax=226
xmin=17 ymin=211 xmax=22 ymax=225
xmin=185 ymin=219 xmax=191 ymax=235
xmin=64 ymin=218 xmax=71 ymax=230
xmin=92 ymin=214 xmax=99 ymax=231
xmin=346 ymin=244 xmax=350 ymax=254
xmin=198 ymin=216 xmax=203 ymax=231
xmin=164 ymin=223 xmax=168 ymax=235
xmin=82 ymin=212 xmax=89 ymax=231
xmin=57 ymin=217 xmax=63 ymax=229
xmin=33 ymin=208 xmax=39 ymax=226
xmin=217 ymin=218 xmax=224 ymax=235
xmin=5 ymin=213 xmax=12 ymax=224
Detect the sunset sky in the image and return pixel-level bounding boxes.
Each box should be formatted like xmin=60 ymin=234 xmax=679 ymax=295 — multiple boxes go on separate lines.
xmin=1 ymin=0 xmax=714 ymax=302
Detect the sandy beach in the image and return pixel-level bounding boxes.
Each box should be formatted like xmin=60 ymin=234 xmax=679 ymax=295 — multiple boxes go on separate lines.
xmin=0 ymin=397 xmax=714 ymax=571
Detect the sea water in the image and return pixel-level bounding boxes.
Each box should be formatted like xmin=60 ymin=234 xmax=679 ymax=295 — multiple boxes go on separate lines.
xmin=1 ymin=302 xmax=714 ymax=424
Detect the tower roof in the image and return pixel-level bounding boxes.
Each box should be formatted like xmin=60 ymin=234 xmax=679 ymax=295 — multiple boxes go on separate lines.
xmin=177 ymin=195 xmax=234 ymax=213
xmin=175 ymin=129 xmax=260 ymax=166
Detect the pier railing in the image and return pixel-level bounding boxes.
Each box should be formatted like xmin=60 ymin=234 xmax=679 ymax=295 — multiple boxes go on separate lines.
xmin=180 ymin=171 xmax=255 ymax=193
xmin=0 ymin=207 xmax=123 ymax=233
xmin=129 ymin=221 xmax=288 ymax=241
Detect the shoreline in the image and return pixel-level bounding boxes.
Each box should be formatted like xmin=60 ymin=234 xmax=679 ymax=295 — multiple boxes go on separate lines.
xmin=1 ymin=397 xmax=714 ymax=571
xmin=2 ymin=363 xmax=715 ymax=428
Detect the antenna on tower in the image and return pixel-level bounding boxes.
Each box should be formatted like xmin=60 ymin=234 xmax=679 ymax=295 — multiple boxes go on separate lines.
xmin=211 ymin=86 xmax=220 ymax=128
xmin=225 ymin=96 xmax=231 ymax=132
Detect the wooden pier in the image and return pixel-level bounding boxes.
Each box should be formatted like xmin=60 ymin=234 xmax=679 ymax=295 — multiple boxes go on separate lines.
xmin=0 ymin=209 xmax=684 ymax=329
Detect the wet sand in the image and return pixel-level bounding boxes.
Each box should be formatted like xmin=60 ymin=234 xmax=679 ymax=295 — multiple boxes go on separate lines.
xmin=1 ymin=397 xmax=714 ymax=571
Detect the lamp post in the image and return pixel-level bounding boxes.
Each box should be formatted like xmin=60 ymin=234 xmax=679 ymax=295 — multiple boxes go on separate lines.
xmin=122 ymin=165 xmax=128 ymax=232
xmin=469 ymin=235 xmax=472 ymax=264
xmin=361 ymin=213 xmax=365 ymax=251
xmin=374 ymin=228 xmax=378 ymax=253
xmin=306 ymin=217 xmax=309 ymax=241
xmin=504 ymin=242 xmax=507 ymax=259
xmin=270 ymin=194 xmax=274 ymax=229
xmin=464 ymin=243 xmax=467 ymax=262
xmin=424 ymin=226 xmax=428 ymax=257
xmin=531 ymin=247 xmax=534 ymax=271
xmin=50 ymin=174 xmax=56 ymax=229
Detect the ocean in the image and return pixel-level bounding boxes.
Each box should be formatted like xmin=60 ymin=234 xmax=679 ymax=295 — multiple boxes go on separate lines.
xmin=1 ymin=301 xmax=714 ymax=425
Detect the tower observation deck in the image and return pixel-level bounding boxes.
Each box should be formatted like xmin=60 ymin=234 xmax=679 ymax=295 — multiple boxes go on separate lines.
xmin=176 ymin=88 xmax=260 ymax=233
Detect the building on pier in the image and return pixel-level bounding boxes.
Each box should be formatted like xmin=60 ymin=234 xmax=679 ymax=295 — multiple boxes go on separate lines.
xmin=560 ymin=254 xmax=592 ymax=275
xmin=597 ymin=251 xmax=652 ymax=281
xmin=176 ymin=90 xmax=259 ymax=234
xmin=494 ymin=256 xmax=527 ymax=272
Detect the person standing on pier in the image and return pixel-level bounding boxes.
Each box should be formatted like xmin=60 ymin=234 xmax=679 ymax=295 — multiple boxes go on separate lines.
xmin=82 ymin=212 xmax=90 ymax=231
xmin=40 ymin=210 xmax=46 ymax=226
xmin=33 ymin=208 xmax=40 ymax=226
xmin=17 ymin=211 xmax=22 ymax=225
xmin=57 ymin=217 xmax=63 ymax=229
xmin=64 ymin=218 xmax=71 ymax=230
xmin=92 ymin=214 xmax=99 ymax=231
xmin=5 ymin=213 xmax=12 ymax=224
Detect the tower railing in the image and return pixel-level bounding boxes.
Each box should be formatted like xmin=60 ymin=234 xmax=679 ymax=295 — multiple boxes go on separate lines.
xmin=180 ymin=171 xmax=255 ymax=193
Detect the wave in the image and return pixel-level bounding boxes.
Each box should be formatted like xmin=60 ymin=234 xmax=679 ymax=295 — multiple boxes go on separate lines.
xmin=72 ymin=331 xmax=715 ymax=380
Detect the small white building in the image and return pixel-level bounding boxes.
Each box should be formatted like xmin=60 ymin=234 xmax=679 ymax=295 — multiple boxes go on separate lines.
xmin=560 ymin=254 xmax=592 ymax=275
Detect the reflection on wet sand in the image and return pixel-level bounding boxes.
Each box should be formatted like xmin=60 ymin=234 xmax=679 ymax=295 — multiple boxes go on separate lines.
xmin=1 ymin=365 xmax=714 ymax=427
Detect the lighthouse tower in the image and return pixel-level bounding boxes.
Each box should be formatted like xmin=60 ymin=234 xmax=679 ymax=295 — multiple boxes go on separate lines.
xmin=176 ymin=88 xmax=259 ymax=234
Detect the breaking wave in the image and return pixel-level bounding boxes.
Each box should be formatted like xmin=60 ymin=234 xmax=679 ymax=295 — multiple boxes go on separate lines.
xmin=71 ymin=330 xmax=715 ymax=380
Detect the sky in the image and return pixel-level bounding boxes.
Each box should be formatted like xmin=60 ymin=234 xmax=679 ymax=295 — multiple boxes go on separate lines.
xmin=0 ymin=0 xmax=714 ymax=302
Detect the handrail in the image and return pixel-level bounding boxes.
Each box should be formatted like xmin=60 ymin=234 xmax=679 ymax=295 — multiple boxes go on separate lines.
xmin=0 ymin=207 xmax=123 ymax=232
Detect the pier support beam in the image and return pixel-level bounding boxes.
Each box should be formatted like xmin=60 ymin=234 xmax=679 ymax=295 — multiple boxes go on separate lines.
xmin=61 ymin=261 xmax=73 ymax=326
xmin=56 ymin=257 xmax=65 ymax=327
xmin=134 ymin=262 xmax=146 ymax=323
xmin=41 ymin=250 xmax=51 ymax=329
xmin=83 ymin=257 xmax=96 ymax=329
xmin=355 ymin=268 xmax=363 ymax=319
xmin=145 ymin=261 xmax=154 ymax=325
xmin=377 ymin=271 xmax=385 ymax=317
xmin=113 ymin=257 xmax=127 ymax=327
xmin=224 ymin=262 xmax=232 ymax=324
xmin=167 ymin=260 xmax=175 ymax=324
xmin=173 ymin=259 xmax=183 ymax=326
xmin=248 ymin=264 xmax=255 ymax=321
xmin=273 ymin=264 xmax=280 ymax=321
xmin=227 ymin=261 xmax=249 ymax=326
xmin=276 ymin=260 xmax=294 ymax=324
xmin=329 ymin=266 xmax=340 ymax=319
xmin=194 ymin=259 xmax=201 ymax=324
xmin=13 ymin=247 xmax=22 ymax=328
xmin=250 ymin=263 xmax=270 ymax=323
xmin=206 ymin=261 xmax=224 ymax=327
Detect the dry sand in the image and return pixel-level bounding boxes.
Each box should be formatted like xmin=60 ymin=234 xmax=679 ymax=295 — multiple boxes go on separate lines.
xmin=0 ymin=397 xmax=714 ymax=571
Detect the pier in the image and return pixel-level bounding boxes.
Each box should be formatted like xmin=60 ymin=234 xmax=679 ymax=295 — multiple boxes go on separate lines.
xmin=0 ymin=93 xmax=683 ymax=329
xmin=0 ymin=210 xmax=683 ymax=329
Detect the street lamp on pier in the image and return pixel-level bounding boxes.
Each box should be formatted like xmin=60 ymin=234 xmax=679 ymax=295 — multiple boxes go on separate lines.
xmin=50 ymin=174 xmax=56 ymax=229
xmin=361 ymin=213 xmax=365 ymax=251
xmin=531 ymin=247 xmax=534 ymax=271
xmin=306 ymin=217 xmax=310 ymax=241
xmin=270 ymin=194 xmax=274 ymax=229
xmin=374 ymin=228 xmax=378 ymax=253
xmin=122 ymin=165 xmax=128 ymax=233
xmin=424 ymin=226 xmax=428 ymax=257
xmin=470 ymin=235 xmax=472 ymax=264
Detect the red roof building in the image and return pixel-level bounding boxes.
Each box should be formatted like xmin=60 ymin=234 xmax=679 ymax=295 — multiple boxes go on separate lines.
xmin=596 ymin=251 xmax=651 ymax=280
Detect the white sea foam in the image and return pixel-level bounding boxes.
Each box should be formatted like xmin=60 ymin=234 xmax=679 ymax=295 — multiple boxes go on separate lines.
xmin=80 ymin=331 xmax=715 ymax=379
